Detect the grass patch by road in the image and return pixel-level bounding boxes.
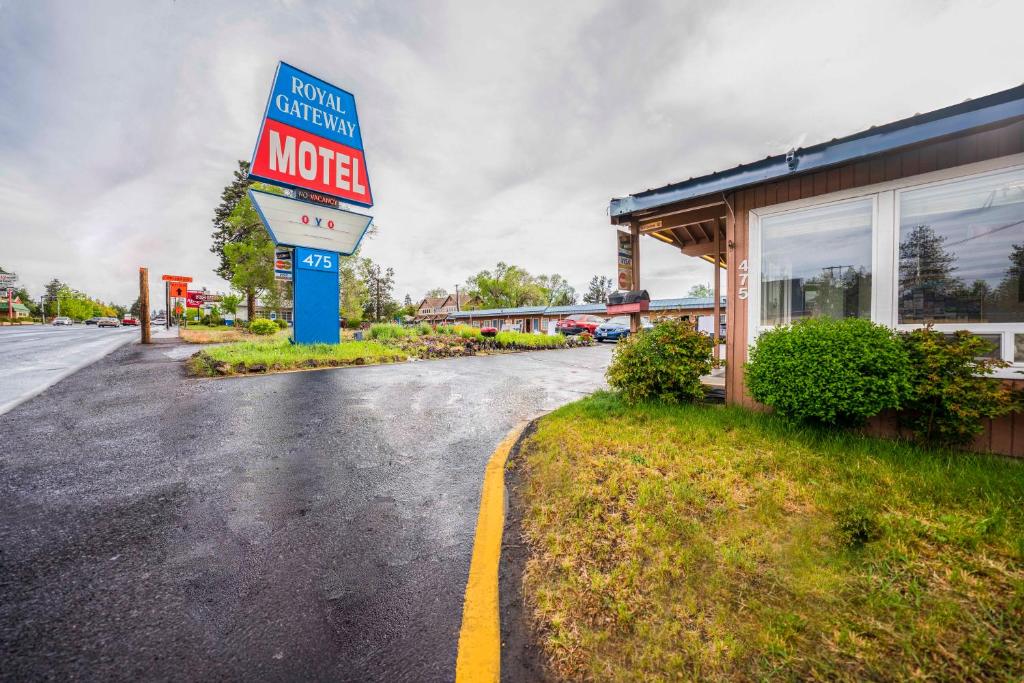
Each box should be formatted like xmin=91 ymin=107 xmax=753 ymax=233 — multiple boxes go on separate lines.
xmin=186 ymin=338 xmax=406 ymax=375
xmin=179 ymin=325 xmax=247 ymax=344
xmin=516 ymin=392 xmax=1024 ymax=681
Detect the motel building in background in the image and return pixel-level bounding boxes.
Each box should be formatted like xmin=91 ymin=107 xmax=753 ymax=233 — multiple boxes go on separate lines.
xmin=610 ymin=83 xmax=1024 ymax=456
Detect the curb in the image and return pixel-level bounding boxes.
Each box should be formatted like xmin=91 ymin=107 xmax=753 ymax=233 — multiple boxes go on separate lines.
xmin=454 ymin=421 xmax=531 ymax=683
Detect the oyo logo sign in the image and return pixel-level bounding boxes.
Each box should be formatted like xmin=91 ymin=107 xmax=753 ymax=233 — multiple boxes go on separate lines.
xmin=300 ymin=214 xmax=336 ymax=230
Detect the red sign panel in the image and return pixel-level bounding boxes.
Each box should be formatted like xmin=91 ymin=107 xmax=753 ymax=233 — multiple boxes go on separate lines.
xmin=167 ymin=282 xmax=189 ymax=298
xmin=186 ymin=291 xmax=205 ymax=308
xmin=251 ymin=118 xmax=372 ymax=208
xmin=162 ymin=274 xmax=192 ymax=282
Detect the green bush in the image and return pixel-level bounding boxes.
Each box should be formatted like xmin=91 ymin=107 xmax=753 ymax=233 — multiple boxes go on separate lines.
xmin=249 ymin=318 xmax=278 ymax=335
xmin=416 ymin=322 xmax=432 ymax=335
xmin=493 ymin=330 xmax=565 ymax=349
xmin=606 ymin=320 xmax=712 ymax=404
xmin=275 ymin=319 xmax=289 ymax=329
xmin=745 ymin=317 xmax=910 ymax=426
xmin=900 ymin=327 xmax=1018 ymax=446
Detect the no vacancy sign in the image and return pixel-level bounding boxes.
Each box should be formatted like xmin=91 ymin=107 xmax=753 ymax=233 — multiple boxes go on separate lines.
xmin=250 ymin=62 xmax=373 ymax=208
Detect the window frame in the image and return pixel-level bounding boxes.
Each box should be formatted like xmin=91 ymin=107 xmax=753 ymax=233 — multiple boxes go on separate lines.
xmin=748 ymin=152 xmax=1024 ymax=368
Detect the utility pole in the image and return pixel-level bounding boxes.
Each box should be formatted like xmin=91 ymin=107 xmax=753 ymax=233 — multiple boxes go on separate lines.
xmin=455 ymin=284 xmax=460 ymax=311
xmin=139 ymin=267 xmax=151 ymax=344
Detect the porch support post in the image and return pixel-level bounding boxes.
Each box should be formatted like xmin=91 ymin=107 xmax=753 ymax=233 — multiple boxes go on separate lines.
xmin=713 ymin=217 xmax=721 ymax=362
xmin=630 ymin=222 xmax=640 ymax=333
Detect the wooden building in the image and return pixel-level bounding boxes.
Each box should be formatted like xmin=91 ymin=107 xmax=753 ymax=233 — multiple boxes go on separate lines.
xmin=610 ymin=84 xmax=1024 ymax=456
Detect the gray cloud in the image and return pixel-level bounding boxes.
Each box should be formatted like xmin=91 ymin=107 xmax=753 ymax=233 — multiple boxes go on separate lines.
xmin=1 ymin=0 xmax=1022 ymax=305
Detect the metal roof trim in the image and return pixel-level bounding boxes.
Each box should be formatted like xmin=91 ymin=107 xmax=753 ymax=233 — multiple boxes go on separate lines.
xmin=610 ymin=85 xmax=1024 ymax=217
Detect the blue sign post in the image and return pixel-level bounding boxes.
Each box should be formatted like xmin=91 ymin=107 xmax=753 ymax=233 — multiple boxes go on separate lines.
xmin=293 ymin=247 xmax=340 ymax=345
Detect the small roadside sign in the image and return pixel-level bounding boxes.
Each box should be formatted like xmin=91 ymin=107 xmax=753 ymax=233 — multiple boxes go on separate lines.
xmin=0 ymin=273 xmax=17 ymax=284
xmin=186 ymin=291 xmax=205 ymax=308
xmin=167 ymin=282 xmax=188 ymax=298
xmin=275 ymin=247 xmax=293 ymax=281
xmin=162 ymin=274 xmax=192 ymax=283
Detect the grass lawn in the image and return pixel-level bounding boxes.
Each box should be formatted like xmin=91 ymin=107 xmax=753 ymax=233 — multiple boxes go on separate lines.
xmin=186 ymin=337 xmax=406 ymax=375
xmin=517 ymin=392 xmax=1024 ymax=681
xmin=179 ymin=325 xmax=248 ymax=344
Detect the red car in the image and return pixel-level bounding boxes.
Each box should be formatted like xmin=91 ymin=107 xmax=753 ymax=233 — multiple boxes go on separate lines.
xmin=121 ymin=315 xmax=139 ymax=326
xmin=555 ymin=314 xmax=606 ymax=335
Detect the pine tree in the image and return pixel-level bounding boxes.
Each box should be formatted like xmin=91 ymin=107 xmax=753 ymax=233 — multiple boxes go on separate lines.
xmin=210 ymin=160 xmax=256 ymax=281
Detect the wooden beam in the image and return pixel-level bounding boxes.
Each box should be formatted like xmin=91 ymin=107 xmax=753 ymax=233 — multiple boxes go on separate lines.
xmin=639 ymin=204 xmax=727 ymax=233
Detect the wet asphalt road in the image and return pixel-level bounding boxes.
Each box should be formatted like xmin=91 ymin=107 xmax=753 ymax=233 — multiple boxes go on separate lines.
xmin=0 ymin=339 xmax=613 ymax=682
xmin=0 ymin=324 xmax=137 ymax=415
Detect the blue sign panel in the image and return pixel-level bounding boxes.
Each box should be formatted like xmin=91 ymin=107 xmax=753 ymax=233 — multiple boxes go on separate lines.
xmin=292 ymin=248 xmax=340 ymax=345
xmin=265 ymin=62 xmax=363 ymax=150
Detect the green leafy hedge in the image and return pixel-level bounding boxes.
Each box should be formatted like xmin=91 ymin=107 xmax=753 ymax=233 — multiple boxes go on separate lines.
xmin=606 ymin=320 xmax=711 ymax=404
xmin=745 ymin=318 xmax=910 ymax=426
xmin=249 ymin=318 xmax=278 ymax=335
xmin=900 ymin=328 xmax=1017 ymax=445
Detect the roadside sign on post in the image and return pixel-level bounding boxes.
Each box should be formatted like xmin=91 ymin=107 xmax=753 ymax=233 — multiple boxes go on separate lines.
xmin=162 ymin=274 xmax=192 ymax=283
xmin=616 ymin=231 xmax=633 ymax=291
xmin=186 ymin=291 xmax=205 ymax=309
xmin=167 ymin=282 xmax=188 ymax=299
xmin=248 ymin=62 xmax=373 ymax=345
xmin=274 ymin=247 xmax=294 ymax=281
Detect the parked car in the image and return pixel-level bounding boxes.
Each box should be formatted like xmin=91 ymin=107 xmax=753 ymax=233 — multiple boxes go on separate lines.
xmin=594 ymin=316 xmax=654 ymax=342
xmin=51 ymin=316 xmax=73 ymax=326
xmin=555 ymin=314 xmax=606 ymax=335
xmin=97 ymin=317 xmax=121 ymax=328
xmin=84 ymin=317 xmax=99 ymax=325
xmin=121 ymin=315 xmax=139 ymax=326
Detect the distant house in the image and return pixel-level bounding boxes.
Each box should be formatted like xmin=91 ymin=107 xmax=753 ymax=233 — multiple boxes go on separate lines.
xmin=413 ymin=296 xmax=448 ymax=323
xmin=438 ymin=292 xmax=479 ymax=316
xmin=1 ymin=296 xmax=31 ymax=319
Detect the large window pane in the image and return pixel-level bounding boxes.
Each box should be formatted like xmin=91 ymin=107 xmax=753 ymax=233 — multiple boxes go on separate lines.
xmin=761 ymin=199 xmax=873 ymax=326
xmin=899 ymin=168 xmax=1024 ymax=324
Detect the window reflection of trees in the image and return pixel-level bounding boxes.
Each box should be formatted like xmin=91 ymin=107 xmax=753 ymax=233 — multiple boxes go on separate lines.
xmin=899 ymin=176 xmax=1024 ymax=324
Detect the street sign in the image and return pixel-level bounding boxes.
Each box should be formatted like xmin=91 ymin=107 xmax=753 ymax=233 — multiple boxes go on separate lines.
xmin=617 ymin=231 xmax=634 ymax=290
xmin=249 ymin=62 xmax=372 ymax=207
xmin=0 ymin=273 xmax=17 ymax=284
xmin=167 ymin=282 xmax=188 ymax=298
xmin=274 ymin=247 xmax=293 ymax=281
xmin=186 ymin=291 xmax=205 ymax=308
xmin=249 ymin=189 xmax=372 ymax=255
xmin=162 ymin=274 xmax=192 ymax=283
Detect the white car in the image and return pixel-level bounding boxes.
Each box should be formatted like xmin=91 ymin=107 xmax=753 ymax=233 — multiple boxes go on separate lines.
xmin=51 ymin=317 xmax=73 ymax=326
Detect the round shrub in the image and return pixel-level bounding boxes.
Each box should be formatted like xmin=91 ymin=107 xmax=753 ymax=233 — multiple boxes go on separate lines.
xmin=249 ymin=318 xmax=278 ymax=335
xmin=275 ymin=319 xmax=289 ymax=329
xmin=606 ymin=320 xmax=712 ymax=404
xmin=900 ymin=327 xmax=1017 ymax=446
xmin=745 ymin=317 xmax=910 ymax=425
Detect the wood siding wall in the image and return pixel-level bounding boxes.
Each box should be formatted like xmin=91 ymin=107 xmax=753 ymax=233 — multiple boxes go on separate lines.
xmin=723 ymin=120 xmax=1024 ymax=454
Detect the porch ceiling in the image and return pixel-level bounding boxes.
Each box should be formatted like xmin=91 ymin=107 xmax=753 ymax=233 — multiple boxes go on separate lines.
xmin=640 ymin=200 xmax=727 ymax=263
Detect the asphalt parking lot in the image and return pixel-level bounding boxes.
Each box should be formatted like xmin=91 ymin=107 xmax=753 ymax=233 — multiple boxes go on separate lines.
xmin=0 ymin=339 xmax=613 ymax=682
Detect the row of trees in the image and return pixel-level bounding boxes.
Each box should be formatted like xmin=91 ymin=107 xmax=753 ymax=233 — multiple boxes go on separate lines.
xmin=0 ymin=267 xmax=132 ymax=320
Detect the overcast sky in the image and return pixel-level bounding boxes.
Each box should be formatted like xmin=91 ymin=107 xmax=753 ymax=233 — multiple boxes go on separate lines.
xmin=1 ymin=0 xmax=1022 ymax=306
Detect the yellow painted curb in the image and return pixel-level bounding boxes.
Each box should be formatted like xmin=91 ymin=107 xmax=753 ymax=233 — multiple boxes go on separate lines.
xmin=455 ymin=422 xmax=528 ymax=683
